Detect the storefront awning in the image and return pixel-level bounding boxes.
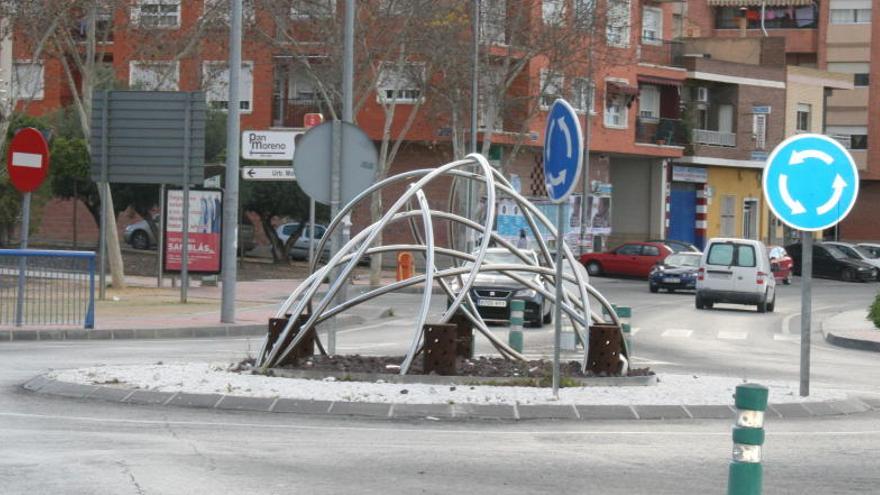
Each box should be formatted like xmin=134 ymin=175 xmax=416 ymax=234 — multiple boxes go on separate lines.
xmin=707 ymin=0 xmax=813 ymax=6
xmin=607 ymin=81 xmax=640 ymax=96
xmin=637 ymin=75 xmax=683 ymax=87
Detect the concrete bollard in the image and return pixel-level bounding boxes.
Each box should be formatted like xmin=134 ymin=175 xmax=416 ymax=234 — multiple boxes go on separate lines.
xmin=508 ymin=299 xmax=524 ymax=353
xmin=728 ymin=383 xmax=769 ymax=495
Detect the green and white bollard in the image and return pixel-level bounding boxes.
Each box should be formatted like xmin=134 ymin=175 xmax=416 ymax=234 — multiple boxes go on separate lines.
xmin=508 ymin=300 xmax=524 ymax=353
xmin=728 ymin=383 xmax=769 ymax=495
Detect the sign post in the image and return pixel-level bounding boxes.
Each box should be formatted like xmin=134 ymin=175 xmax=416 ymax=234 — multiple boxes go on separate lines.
xmin=6 ymin=127 xmax=50 ymax=327
xmin=543 ymin=99 xmax=584 ymax=398
xmin=763 ymin=133 xmax=859 ymax=397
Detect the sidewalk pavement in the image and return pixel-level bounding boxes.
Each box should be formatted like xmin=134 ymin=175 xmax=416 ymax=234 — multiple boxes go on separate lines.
xmin=0 ymin=271 xmax=406 ymax=342
xmin=821 ymin=310 xmax=880 ymax=352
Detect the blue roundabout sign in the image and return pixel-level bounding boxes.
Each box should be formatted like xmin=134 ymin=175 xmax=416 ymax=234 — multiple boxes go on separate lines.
xmin=763 ymin=133 xmax=859 ymax=232
xmin=543 ymin=99 xmax=583 ymax=203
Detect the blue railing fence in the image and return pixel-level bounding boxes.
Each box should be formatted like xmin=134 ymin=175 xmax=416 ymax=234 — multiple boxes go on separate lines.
xmin=0 ymin=249 xmax=96 ymax=329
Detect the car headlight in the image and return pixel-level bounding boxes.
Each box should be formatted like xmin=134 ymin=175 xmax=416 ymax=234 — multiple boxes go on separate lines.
xmin=515 ymin=288 xmax=537 ymax=298
xmin=124 ymin=225 xmax=134 ymax=232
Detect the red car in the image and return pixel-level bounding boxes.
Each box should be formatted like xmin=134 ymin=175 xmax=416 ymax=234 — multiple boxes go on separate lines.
xmin=769 ymin=245 xmax=793 ymax=285
xmin=580 ymin=242 xmax=673 ymax=278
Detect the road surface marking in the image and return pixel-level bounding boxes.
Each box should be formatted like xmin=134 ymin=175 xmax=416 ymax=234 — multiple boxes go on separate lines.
xmin=717 ymin=331 xmax=748 ymax=340
xmin=774 ymin=334 xmax=801 ymax=342
xmin=661 ymin=329 xmax=693 ymax=338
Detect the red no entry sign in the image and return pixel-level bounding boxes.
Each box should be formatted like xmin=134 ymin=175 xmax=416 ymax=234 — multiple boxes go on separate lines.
xmin=6 ymin=127 xmax=50 ymax=193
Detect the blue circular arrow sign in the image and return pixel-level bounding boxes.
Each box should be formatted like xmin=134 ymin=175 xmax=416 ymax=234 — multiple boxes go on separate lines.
xmin=763 ymin=133 xmax=859 ymax=232
xmin=543 ymin=99 xmax=583 ymax=203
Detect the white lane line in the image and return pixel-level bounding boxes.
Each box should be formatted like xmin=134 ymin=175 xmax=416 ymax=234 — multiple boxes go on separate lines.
xmin=661 ymin=329 xmax=693 ymax=338
xmin=717 ymin=331 xmax=748 ymax=340
xmin=774 ymin=334 xmax=801 ymax=342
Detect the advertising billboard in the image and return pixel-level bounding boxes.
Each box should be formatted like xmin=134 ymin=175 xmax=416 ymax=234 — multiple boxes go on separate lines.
xmin=164 ymin=188 xmax=223 ymax=274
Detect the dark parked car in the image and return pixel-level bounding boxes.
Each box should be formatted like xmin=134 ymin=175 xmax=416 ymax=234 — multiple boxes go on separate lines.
xmin=123 ymin=215 xmax=255 ymax=254
xmin=646 ymin=239 xmax=701 ymax=254
xmin=648 ymin=252 xmax=701 ymax=293
xmin=785 ymin=242 xmax=878 ymax=282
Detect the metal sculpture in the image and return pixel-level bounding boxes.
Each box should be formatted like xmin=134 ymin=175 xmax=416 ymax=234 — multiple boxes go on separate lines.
xmin=257 ymin=154 xmax=627 ymax=375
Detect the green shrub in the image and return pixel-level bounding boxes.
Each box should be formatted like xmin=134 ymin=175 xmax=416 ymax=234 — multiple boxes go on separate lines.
xmin=869 ymin=292 xmax=880 ymax=329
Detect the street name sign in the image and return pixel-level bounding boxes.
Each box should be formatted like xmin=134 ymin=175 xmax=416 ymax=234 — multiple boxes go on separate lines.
xmin=241 ymin=130 xmax=297 ymax=161
xmin=241 ymin=167 xmax=296 ymax=181
xmin=7 ymin=127 xmax=50 ymax=193
xmin=763 ymin=133 xmax=859 ymax=231
xmin=543 ymin=99 xmax=583 ymax=203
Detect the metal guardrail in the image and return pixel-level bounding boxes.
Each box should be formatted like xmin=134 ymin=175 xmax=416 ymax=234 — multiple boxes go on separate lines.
xmin=0 ymin=249 xmax=96 ymax=328
xmin=693 ymin=128 xmax=736 ymax=147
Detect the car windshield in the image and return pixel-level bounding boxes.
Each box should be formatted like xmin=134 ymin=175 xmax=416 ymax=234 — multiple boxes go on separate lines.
xmin=832 ymin=245 xmax=860 ymax=259
xmin=855 ymin=246 xmax=877 ymax=259
xmin=825 ymin=246 xmax=849 ymax=260
xmin=665 ymin=254 xmax=700 ymax=267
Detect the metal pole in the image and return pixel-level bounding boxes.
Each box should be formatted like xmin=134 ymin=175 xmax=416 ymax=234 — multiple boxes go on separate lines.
xmin=181 ymin=96 xmax=192 ymax=304
xmin=157 ymin=184 xmax=164 ymax=287
xmin=14 ymin=192 xmax=30 ymax=327
xmin=465 ymin=0 xmax=480 ymax=253
xmin=99 ymin=91 xmax=109 ymax=300
xmin=329 ymin=120 xmax=342 ymax=355
xmin=221 ymin=0 xmax=242 ymax=322
xmin=800 ymin=232 xmax=812 ymax=397
xmin=553 ymin=204 xmax=564 ymax=398
xmin=308 ymin=199 xmax=316 ymax=267
xmin=343 ymin=0 xmax=354 ymax=122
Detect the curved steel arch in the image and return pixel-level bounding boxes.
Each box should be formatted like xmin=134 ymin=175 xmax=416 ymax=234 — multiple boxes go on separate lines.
xmin=258 ymin=154 xmax=627 ymax=375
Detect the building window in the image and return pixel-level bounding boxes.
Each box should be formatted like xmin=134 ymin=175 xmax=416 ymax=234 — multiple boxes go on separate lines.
xmin=12 ymin=62 xmax=44 ymax=101
xmin=377 ymin=62 xmax=425 ymax=104
xmin=796 ymin=103 xmax=810 ymax=132
xmin=606 ymin=0 xmax=631 ymax=47
xmin=854 ymin=73 xmax=870 ymax=87
xmin=752 ymin=114 xmax=767 ymax=150
xmin=291 ymin=0 xmax=336 ymax=18
xmin=129 ymin=61 xmax=179 ymax=91
xmin=638 ymin=85 xmax=660 ymax=121
xmin=850 ymin=135 xmax=868 ymax=149
xmin=828 ymin=126 xmax=868 ymax=150
xmin=203 ymin=62 xmax=254 ymax=112
xmin=543 ymin=0 xmax=565 ymax=25
xmin=540 ymin=70 xmax=564 ymax=109
xmin=574 ymin=0 xmax=596 ymax=30
xmin=132 ymin=0 xmax=181 ymax=28
xmin=721 ymin=195 xmax=736 ymax=238
xmin=714 ymin=5 xmax=817 ymax=29
xmin=572 ymin=78 xmax=594 ymax=114
xmin=204 ymin=0 xmax=255 ymax=23
xmin=604 ymin=92 xmax=628 ymax=128
xmin=642 ymin=7 xmax=662 ymax=45
xmin=830 ymin=8 xmax=871 ymax=24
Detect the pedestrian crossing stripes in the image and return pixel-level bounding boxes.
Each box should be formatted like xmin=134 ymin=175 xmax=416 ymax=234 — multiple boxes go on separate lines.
xmin=717 ymin=331 xmax=748 ymax=340
xmin=661 ymin=329 xmax=693 ymax=338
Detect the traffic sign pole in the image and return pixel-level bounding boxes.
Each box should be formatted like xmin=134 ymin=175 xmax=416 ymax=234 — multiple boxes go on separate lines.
xmin=800 ymin=233 xmax=812 ymax=396
xmin=553 ymin=205 xmax=564 ymax=397
xmin=14 ymin=192 xmax=31 ymax=327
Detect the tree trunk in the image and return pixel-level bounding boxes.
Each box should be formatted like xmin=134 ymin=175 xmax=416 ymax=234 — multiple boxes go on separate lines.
xmin=103 ymin=184 xmax=126 ymax=289
xmin=261 ymin=216 xmax=285 ymax=263
xmin=369 ymin=192 xmax=383 ymax=286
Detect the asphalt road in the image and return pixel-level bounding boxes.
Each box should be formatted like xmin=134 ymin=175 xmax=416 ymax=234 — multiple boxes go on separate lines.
xmin=1 ymin=277 xmax=879 ymax=494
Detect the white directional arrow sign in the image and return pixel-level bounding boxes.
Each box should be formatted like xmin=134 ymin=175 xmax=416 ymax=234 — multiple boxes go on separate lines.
xmin=816 ymin=174 xmax=847 ymax=215
xmin=241 ymin=167 xmax=296 ymax=181
xmin=778 ymin=174 xmax=806 ymax=215
xmin=545 ymin=117 xmax=574 ymax=191
xmin=789 ymin=149 xmax=833 ymax=165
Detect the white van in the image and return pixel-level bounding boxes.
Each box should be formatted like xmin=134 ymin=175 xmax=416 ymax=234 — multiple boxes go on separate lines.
xmin=696 ymin=238 xmax=776 ymax=313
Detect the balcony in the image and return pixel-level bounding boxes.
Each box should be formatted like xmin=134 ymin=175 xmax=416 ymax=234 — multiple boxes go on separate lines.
xmin=636 ymin=118 xmax=687 ymax=146
xmin=638 ymin=40 xmax=684 ymax=68
xmin=692 ymin=128 xmax=736 ymax=147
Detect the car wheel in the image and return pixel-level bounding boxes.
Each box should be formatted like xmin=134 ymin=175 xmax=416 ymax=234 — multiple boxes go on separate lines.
xmin=841 ymin=269 xmax=855 ymax=282
xmin=543 ymin=308 xmax=552 ymax=324
xmin=767 ymin=293 xmax=776 ymax=313
xmin=649 ymin=283 xmax=659 ymax=293
xmin=130 ymin=230 xmax=150 ymax=250
xmin=705 ymin=300 xmax=714 ymax=309
xmin=586 ymin=261 xmax=603 ymax=276
xmin=757 ymin=294 xmax=768 ymax=313
xmin=695 ymin=294 xmax=704 ymax=309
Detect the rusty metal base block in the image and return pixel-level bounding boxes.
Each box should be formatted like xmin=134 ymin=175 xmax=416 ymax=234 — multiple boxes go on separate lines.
xmin=587 ymin=323 xmax=624 ymax=376
xmin=449 ymin=312 xmax=475 ymax=359
xmin=267 ymin=314 xmax=315 ymax=367
xmin=423 ymin=323 xmax=458 ymax=376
